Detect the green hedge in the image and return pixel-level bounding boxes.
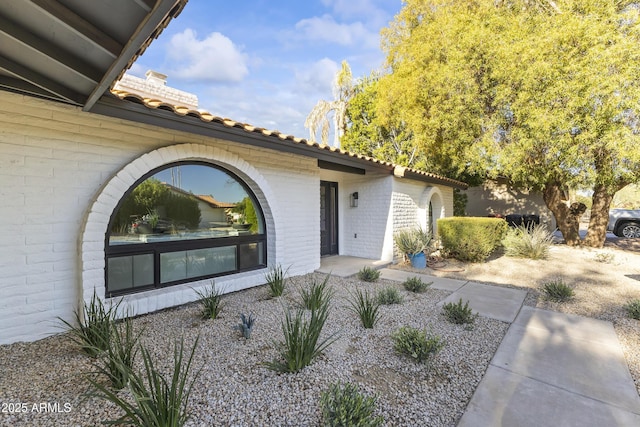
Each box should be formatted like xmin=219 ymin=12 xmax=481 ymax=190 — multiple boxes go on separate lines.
xmin=437 ymin=217 xmax=508 ymax=262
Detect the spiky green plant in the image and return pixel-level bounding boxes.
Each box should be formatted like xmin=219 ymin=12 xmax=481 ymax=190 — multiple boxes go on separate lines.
xmin=88 ymin=337 xmax=201 ymax=427
xmin=95 ymin=317 xmax=143 ymax=389
xmin=265 ymin=264 xmax=289 ymax=297
xmin=265 ymin=299 xmax=338 ymax=373
xmin=194 ymin=282 xmax=224 ymax=319
xmin=320 ymin=382 xmax=384 ymax=427
xmin=346 ymin=289 xmax=380 ymax=329
xmin=542 ymin=279 xmax=574 ymax=302
xmin=299 ymin=274 xmax=334 ymax=311
xmin=58 ymin=291 xmax=121 ymax=357
xmin=392 ymin=326 xmax=444 ymax=364
xmin=442 ymin=299 xmax=477 ymax=324
xmin=357 ymin=266 xmax=380 ymax=282
xmin=403 ymin=276 xmax=431 ymax=293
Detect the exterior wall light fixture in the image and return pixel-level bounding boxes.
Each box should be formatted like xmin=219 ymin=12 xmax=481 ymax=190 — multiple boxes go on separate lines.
xmin=350 ymin=192 xmax=359 ymax=208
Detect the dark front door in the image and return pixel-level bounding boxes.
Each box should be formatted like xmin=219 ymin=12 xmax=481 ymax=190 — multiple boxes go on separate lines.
xmin=320 ymin=181 xmax=338 ymax=256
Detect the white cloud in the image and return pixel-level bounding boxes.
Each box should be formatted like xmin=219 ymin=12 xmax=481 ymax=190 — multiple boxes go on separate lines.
xmin=166 ymin=29 xmax=249 ymax=83
xmin=294 ymin=58 xmax=340 ymax=95
xmin=295 ymin=15 xmax=379 ymax=49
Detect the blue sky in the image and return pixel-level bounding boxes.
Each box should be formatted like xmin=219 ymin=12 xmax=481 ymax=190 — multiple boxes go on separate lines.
xmin=128 ymin=0 xmax=402 ymax=139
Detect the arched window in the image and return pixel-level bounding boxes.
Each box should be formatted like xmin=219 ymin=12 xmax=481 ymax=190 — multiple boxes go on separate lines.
xmin=105 ymin=162 xmax=266 ymax=296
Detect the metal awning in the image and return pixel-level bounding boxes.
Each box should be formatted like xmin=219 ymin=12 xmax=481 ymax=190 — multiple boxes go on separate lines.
xmin=0 ymin=0 xmax=186 ymax=110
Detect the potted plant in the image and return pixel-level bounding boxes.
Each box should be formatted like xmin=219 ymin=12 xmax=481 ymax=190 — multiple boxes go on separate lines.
xmin=394 ymin=227 xmax=431 ymax=268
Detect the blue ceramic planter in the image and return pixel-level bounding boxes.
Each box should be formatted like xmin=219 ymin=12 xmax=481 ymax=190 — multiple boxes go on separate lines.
xmin=408 ymin=252 xmax=426 ymax=269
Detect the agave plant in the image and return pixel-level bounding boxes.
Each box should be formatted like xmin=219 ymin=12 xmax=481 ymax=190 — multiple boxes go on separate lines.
xmin=236 ymin=313 xmax=256 ymax=339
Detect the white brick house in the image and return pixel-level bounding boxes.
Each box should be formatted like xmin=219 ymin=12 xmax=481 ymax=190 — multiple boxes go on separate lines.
xmin=0 ymin=0 xmax=466 ymax=344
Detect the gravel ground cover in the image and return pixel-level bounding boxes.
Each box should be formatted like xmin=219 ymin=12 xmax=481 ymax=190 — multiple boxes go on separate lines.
xmin=0 ymin=274 xmax=508 ymax=427
xmin=397 ymin=239 xmax=640 ymax=396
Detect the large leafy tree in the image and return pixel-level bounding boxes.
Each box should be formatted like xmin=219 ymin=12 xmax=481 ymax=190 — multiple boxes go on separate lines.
xmin=342 ymin=74 xmax=418 ymax=167
xmin=377 ymin=0 xmax=640 ymax=247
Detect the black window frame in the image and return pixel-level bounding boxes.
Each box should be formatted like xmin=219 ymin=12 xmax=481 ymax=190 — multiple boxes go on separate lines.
xmin=105 ymin=161 xmax=267 ymax=297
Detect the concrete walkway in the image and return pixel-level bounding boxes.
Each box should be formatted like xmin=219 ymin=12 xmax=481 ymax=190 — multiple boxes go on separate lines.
xmin=318 ymin=258 xmax=640 ymax=426
xmin=377 ymin=267 xmax=640 ymax=426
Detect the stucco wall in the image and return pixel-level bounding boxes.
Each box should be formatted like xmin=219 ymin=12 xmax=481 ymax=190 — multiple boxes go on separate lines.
xmin=464 ymin=178 xmax=556 ymax=229
xmin=0 ymin=92 xmax=320 ymax=344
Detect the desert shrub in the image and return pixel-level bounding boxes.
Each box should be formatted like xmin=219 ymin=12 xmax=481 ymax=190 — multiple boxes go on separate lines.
xmin=542 ymin=279 xmax=574 ymax=302
xmin=320 ymin=382 xmax=384 ymax=427
xmin=265 ymin=298 xmax=337 ymax=373
xmin=437 ymin=217 xmax=508 ymax=262
xmin=59 ymin=291 xmax=121 ymax=357
xmin=89 ymin=337 xmax=201 ymax=427
xmin=625 ymin=299 xmax=640 ymax=320
xmin=376 ymin=286 xmax=404 ymax=305
xmin=299 ymin=274 xmax=334 ymax=311
xmin=403 ymin=276 xmax=431 ymax=293
xmin=346 ymin=289 xmax=380 ymax=329
xmin=265 ymin=264 xmax=289 ymax=297
xmin=392 ymin=326 xmax=444 ymax=364
xmin=502 ymin=225 xmax=554 ymax=259
xmin=442 ymin=299 xmax=477 ymax=324
xmin=357 ymin=266 xmax=380 ymax=282
xmin=194 ymin=282 xmax=224 ymax=320
xmin=594 ymin=252 xmax=615 ymax=264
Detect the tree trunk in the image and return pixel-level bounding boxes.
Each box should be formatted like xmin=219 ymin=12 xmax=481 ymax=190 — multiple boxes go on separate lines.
xmin=542 ymin=181 xmax=583 ymax=246
xmin=583 ymin=183 xmax=620 ymax=248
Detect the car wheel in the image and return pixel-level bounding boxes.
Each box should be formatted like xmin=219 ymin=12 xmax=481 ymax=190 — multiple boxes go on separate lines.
xmin=619 ymin=222 xmax=640 ymax=238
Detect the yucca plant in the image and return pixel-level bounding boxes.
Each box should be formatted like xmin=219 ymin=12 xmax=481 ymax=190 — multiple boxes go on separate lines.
xmin=299 ymin=274 xmax=334 ymax=311
xmin=542 ymin=279 xmax=574 ymax=302
xmin=194 ymin=282 xmax=224 ymax=320
xmin=58 ymin=291 xmax=121 ymax=357
xmin=88 ymin=337 xmax=201 ymax=427
xmin=403 ymin=276 xmax=431 ymax=293
xmin=376 ymin=286 xmax=404 ymax=305
xmin=502 ymin=225 xmax=554 ymax=260
xmin=95 ymin=316 xmax=143 ymax=389
xmin=320 ymin=382 xmax=384 ymax=427
xmin=346 ymin=289 xmax=380 ymax=329
xmin=265 ymin=264 xmax=289 ymax=297
xmin=357 ymin=266 xmax=380 ymax=282
xmin=265 ymin=300 xmax=338 ymax=373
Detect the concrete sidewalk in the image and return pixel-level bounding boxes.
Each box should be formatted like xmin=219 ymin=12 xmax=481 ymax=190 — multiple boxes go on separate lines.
xmin=377 ymin=267 xmax=640 ymax=426
xmin=320 ymin=258 xmax=640 ymax=426
xmin=458 ymin=306 xmax=640 ymax=426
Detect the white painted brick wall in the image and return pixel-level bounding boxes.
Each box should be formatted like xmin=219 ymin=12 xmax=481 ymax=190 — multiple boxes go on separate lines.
xmin=0 ymin=92 xmax=319 ymax=344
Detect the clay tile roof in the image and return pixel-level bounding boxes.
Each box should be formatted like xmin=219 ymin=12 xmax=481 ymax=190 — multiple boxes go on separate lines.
xmin=195 ymin=195 xmax=236 ymax=208
xmin=108 ymin=89 xmax=468 ymax=189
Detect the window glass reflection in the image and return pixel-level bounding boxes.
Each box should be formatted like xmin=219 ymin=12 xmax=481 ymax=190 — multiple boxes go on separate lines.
xmin=109 ymin=164 xmax=264 ymax=245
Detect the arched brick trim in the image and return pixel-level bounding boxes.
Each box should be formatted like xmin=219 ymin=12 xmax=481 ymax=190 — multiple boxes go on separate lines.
xmin=418 ymin=186 xmax=445 ymax=237
xmin=79 ymin=143 xmax=278 ymax=315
